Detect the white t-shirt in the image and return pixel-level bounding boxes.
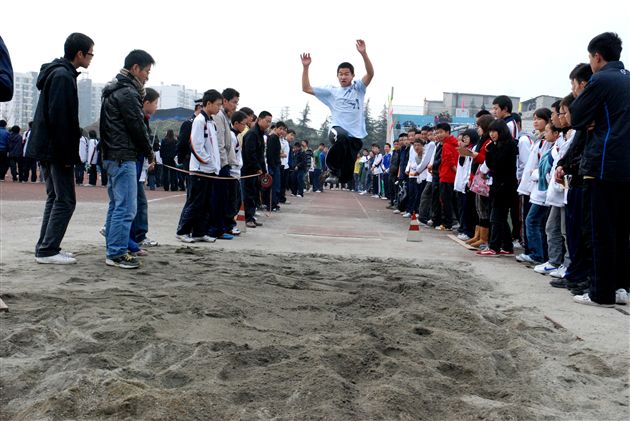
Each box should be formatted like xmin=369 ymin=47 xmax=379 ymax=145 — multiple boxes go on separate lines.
xmin=280 ymin=137 xmax=290 ymax=169
xmin=312 ymin=80 xmax=367 ymax=139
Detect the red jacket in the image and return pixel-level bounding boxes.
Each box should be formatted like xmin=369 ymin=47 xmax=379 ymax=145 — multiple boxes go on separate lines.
xmin=439 ymin=135 xmax=458 ymax=183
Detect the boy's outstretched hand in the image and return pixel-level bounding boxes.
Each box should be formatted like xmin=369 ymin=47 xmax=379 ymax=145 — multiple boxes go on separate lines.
xmin=300 ymin=53 xmax=311 ymax=67
xmin=356 ymin=39 xmax=366 ymax=53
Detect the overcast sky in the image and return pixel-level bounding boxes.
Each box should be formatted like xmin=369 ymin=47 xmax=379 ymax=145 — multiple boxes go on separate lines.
xmin=3 ymin=0 xmax=629 ymax=127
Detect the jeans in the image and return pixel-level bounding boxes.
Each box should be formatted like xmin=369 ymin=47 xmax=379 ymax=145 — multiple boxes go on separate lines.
xmin=104 ymin=160 xmax=138 ymax=259
xmin=133 ymin=181 xmax=148 ymax=243
xmin=35 ymin=163 xmax=76 ymax=257
xmin=20 ymin=157 xmax=38 ymax=182
xmin=525 ymin=204 xmax=550 ymax=263
xmin=585 ymin=179 xmax=630 ymax=304
xmin=406 ymin=179 xmax=418 ymax=213
xmin=296 ymin=170 xmax=305 ymax=196
xmin=545 ymin=206 xmax=565 ymax=267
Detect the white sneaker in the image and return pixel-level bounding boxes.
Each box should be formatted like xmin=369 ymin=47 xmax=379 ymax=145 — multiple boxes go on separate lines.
xmin=193 ymin=235 xmax=216 ymax=243
xmin=573 ymin=293 xmax=614 ymax=308
xmin=140 ymin=237 xmax=159 ymax=247
xmin=402 ymin=212 xmax=411 ymax=218
xmin=616 ymin=289 xmax=628 ymax=305
xmin=176 ymin=234 xmax=196 ymax=243
xmin=60 ymin=250 xmax=75 ymax=258
xmin=359 ymin=191 xmax=367 ymax=195
xmin=513 ymin=240 xmax=523 ymax=249
xmin=371 ymin=194 xmax=379 ymax=198
xmin=457 ymin=233 xmax=470 ymax=241
xmin=393 ymin=209 xmax=401 ymax=214
xmin=550 ymin=265 xmax=567 ymax=278
xmin=534 ymin=261 xmax=557 ymax=275
xmin=36 ymin=253 xmax=77 ymax=265
xmin=99 ymin=226 xmax=106 ymax=237
xmin=380 ymin=196 xmax=388 ymax=200
xmin=516 ymin=253 xmax=538 ymax=264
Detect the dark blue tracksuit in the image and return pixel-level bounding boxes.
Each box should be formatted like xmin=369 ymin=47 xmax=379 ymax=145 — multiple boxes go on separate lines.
xmin=571 ymin=60 xmax=630 ymax=304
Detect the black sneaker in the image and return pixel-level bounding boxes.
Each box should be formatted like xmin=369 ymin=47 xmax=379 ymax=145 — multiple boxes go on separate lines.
xmin=549 ymin=278 xmax=567 ymax=288
xmin=106 ymin=253 xmax=140 ymax=269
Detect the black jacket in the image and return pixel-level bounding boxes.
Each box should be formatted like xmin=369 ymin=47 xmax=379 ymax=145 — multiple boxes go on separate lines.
xmin=486 ymin=139 xmax=518 ymax=206
xmin=26 ymin=58 xmax=81 ymax=164
xmin=571 ymin=61 xmax=630 ymax=181
xmin=0 ymin=35 xmax=13 ymax=102
xmin=7 ymin=132 xmax=23 ymax=158
xmin=242 ymin=123 xmax=267 ymax=175
xmin=293 ymin=150 xmax=307 ymax=171
xmin=266 ymin=133 xmax=281 ymax=167
xmin=389 ymin=149 xmax=400 ymax=177
xmin=99 ymin=74 xmax=152 ymax=162
xmin=557 ymin=130 xmax=587 ymax=187
xmin=160 ymin=136 xmax=178 ymax=164
xmin=177 ymin=114 xmax=195 ymax=166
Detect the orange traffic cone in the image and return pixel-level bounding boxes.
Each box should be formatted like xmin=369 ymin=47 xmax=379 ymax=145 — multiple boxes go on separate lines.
xmin=406 ymin=212 xmax=422 ymax=242
xmin=236 ymin=201 xmax=247 ymax=234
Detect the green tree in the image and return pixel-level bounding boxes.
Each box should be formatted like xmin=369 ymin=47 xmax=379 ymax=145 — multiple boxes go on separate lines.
xmin=294 ymin=102 xmax=317 ymax=141
xmin=279 ymin=106 xmax=290 ymax=122
xmin=373 ymin=104 xmax=388 ymax=146
xmin=318 ymin=115 xmax=331 ymax=144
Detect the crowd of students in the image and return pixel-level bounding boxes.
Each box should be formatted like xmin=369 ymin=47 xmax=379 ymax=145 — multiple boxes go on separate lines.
xmin=350 ymin=32 xmax=629 ymax=308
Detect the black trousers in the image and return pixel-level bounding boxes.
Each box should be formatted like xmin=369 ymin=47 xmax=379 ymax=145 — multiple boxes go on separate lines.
xmin=35 ymin=163 xmax=76 ymax=257
xmin=176 ymin=174 xmax=213 ymax=237
xmin=326 ymin=126 xmax=362 ymax=183
xmin=20 ymin=157 xmax=38 ymax=182
xmin=242 ymin=175 xmax=258 ymax=221
xmin=585 ymin=179 xmax=630 ymax=304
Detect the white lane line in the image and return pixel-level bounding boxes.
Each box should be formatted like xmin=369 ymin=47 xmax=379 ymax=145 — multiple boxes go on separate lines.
xmin=147 ymin=193 xmax=186 ymax=203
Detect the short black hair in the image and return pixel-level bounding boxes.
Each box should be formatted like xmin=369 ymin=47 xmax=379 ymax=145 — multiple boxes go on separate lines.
xmin=407 ymin=127 xmax=417 ymax=135
xmin=569 ymin=63 xmax=593 ymax=83
xmin=258 ymin=110 xmax=272 ymax=119
xmin=301 ymin=139 xmax=309 ymax=146
xmin=560 ymin=94 xmax=575 ymax=109
xmin=420 ymin=125 xmax=432 ymax=132
xmin=0 ymin=120 xmax=6 ymax=128
xmin=587 ymin=32 xmax=622 ymax=62
xmin=144 ymin=87 xmax=160 ymax=103
xmin=534 ymin=108 xmax=552 ymax=123
xmin=231 ymin=110 xmax=247 ymax=125
xmin=194 ymin=104 xmax=202 ymax=111
xmin=398 ymin=133 xmax=408 ymax=139
xmin=275 ymin=121 xmax=288 ymax=130
xmin=64 ymin=33 xmax=94 ymax=61
xmin=124 ymin=49 xmax=155 ymax=70
xmin=202 ymin=89 xmax=222 ymax=106
xmin=475 ymin=109 xmax=491 ymax=118
xmin=436 ymin=122 xmax=451 ymax=133
xmin=287 ymin=129 xmax=296 ymax=135
xmin=239 ymin=107 xmax=255 ymax=117
xmin=492 ymin=95 xmax=513 ymax=113
xmin=511 ymin=112 xmax=522 ymax=125
xmin=337 ymin=62 xmax=354 ymax=75
xmin=319 ymin=142 xmax=325 ymax=147
xmin=10 ymin=125 xmax=20 ymax=134
xmin=89 ymin=130 xmax=98 ymax=138
xmin=222 ymin=88 xmax=240 ymax=101
xmin=384 ymin=143 xmax=391 ymax=148
xmin=551 ymin=100 xmax=561 ymax=112
xmin=371 ymin=143 xmax=380 ymax=148
xmin=293 ymin=142 xmax=301 ymax=147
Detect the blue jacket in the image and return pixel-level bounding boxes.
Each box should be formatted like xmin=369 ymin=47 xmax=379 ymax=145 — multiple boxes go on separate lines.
xmin=0 ymin=127 xmax=8 ymax=151
xmin=571 ymin=61 xmax=630 ymax=181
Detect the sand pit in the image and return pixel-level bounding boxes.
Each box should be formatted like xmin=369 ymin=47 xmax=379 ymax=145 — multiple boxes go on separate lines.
xmin=0 ymin=246 xmax=627 ymax=420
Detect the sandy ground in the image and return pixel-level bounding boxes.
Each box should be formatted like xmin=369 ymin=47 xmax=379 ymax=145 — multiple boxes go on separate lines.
xmin=1 ymin=182 xmax=629 ymax=420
